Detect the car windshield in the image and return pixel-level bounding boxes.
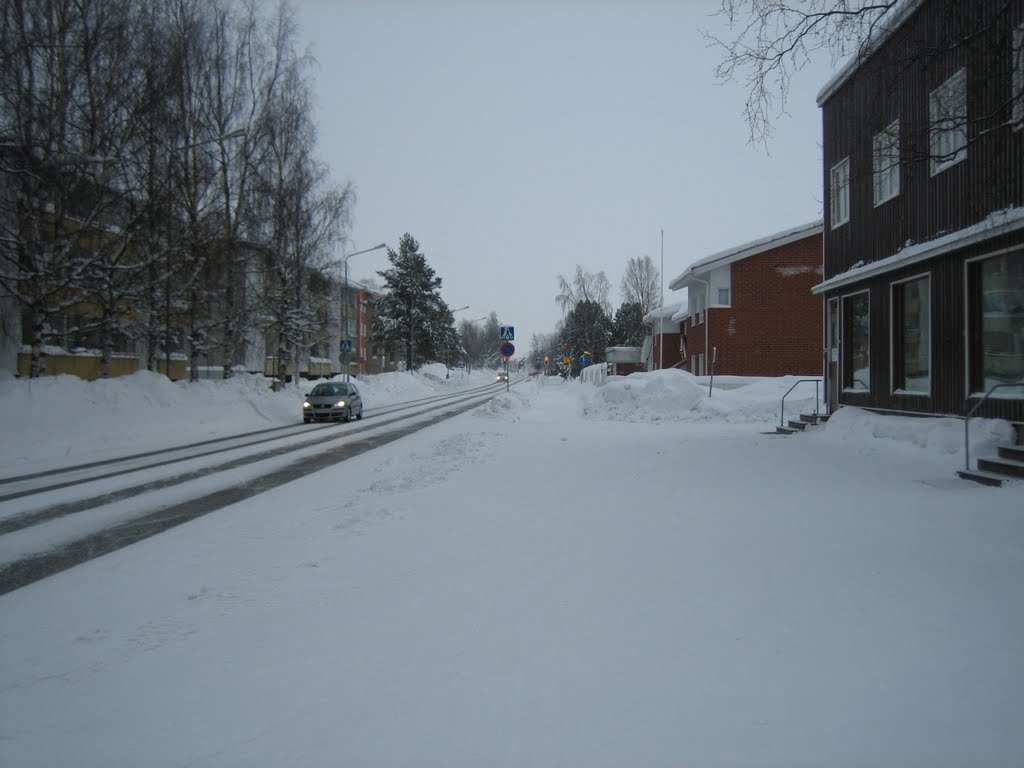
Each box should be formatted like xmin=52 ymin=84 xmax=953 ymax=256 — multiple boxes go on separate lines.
xmin=310 ymin=383 xmax=349 ymax=397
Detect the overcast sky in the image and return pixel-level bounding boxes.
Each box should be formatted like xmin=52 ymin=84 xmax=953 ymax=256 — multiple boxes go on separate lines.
xmin=289 ymin=0 xmax=832 ymax=349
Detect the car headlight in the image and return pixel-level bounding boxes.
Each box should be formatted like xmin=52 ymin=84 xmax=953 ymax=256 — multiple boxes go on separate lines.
xmin=303 ymin=401 xmax=311 ymax=408
xmin=336 ymin=400 xmax=346 ymax=407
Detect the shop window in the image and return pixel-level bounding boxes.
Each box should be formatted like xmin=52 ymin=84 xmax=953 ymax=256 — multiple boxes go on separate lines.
xmin=892 ymin=276 xmax=930 ymax=394
xmin=970 ymin=253 xmax=1024 ymax=392
xmin=843 ymin=291 xmax=870 ymax=391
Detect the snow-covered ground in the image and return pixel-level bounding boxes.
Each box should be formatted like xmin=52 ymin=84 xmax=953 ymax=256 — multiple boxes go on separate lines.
xmin=1 ymin=365 xmax=1022 ymax=768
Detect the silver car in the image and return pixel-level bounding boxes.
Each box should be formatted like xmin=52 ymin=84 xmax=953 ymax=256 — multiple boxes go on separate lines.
xmin=303 ymin=381 xmax=364 ymax=423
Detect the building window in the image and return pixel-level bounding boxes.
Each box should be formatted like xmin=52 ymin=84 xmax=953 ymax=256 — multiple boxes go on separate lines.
xmin=873 ymin=120 xmax=900 ymax=206
xmin=930 ymin=68 xmax=967 ymax=175
xmin=829 ymin=156 xmax=850 ymax=229
xmin=842 ymin=291 xmax=870 ymax=392
xmin=1014 ymin=23 xmax=1023 ymax=126
xmin=717 ymin=287 xmax=730 ymax=306
xmin=970 ymin=253 xmax=1024 ymax=393
xmin=892 ymin=276 xmax=930 ymax=394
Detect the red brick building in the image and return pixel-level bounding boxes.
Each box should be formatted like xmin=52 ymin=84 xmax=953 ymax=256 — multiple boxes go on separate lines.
xmin=644 ymin=302 xmax=685 ymax=371
xmin=668 ymin=221 xmax=824 ymax=378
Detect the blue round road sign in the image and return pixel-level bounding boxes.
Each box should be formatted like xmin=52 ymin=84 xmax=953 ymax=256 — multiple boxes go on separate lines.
xmin=579 ymin=355 xmax=591 ymax=367
xmin=500 ymin=342 xmax=515 ymax=357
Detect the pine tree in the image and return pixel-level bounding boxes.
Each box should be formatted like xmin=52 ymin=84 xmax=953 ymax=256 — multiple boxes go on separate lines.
xmin=611 ymin=302 xmax=646 ymax=347
xmin=370 ymin=233 xmax=456 ymax=371
xmin=559 ymin=299 xmax=612 ymax=376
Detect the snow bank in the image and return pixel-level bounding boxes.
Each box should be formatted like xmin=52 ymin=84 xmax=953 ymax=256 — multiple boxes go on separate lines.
xmin=579 ymin=369 xmax=822 ymax=425
xmin=826 ymin=406 xmax=1013 ymax=458
xmin=0 ymin=365 xmax=492 ymax=472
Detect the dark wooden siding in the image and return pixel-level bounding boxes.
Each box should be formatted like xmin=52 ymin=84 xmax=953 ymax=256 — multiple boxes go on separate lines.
xmin=819 ymin=0 xmax=1024 ymax=420
xmin=821 ymin=0 xmax=1024 ymax=279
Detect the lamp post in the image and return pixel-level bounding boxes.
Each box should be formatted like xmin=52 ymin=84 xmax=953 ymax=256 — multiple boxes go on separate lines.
xmin=660 ymin=229 xmax=664 ymax=371
xmin=340 ymin=242 xmax=387 ymax=381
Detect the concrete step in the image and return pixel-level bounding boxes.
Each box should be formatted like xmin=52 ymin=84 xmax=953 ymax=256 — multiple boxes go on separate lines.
xmin=799 ymin=413 xmax=825 ymax=424
xmin=786 ymin=420 xmax=808 ymax=431
xmin=776 ymin=425 xmax=797 ymax=435
xmin=957 ymin=469 xmax=1008 ymax=487
xmin=978 ymin=456 xmax=1024 ymax=479
xmin=998 ymin=444 xmax=1024 ymax=462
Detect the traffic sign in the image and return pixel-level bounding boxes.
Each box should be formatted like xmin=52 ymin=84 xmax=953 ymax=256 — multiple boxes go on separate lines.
xmin=339 ymin=339 xmax=353 ymax=353
xmin=499 ymin=326 xmax=515 ymax=341
xmin=579 ymin=355 xmax=591 ymax=367
xmin=500 ymin=341 xmax=515 ymax=357
xmin=561 ymin=356 xmax=571 ymax=365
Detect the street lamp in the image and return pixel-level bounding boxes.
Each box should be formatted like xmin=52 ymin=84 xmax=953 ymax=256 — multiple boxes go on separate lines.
xmin=341 ymin=242 xmax=387 ymax=381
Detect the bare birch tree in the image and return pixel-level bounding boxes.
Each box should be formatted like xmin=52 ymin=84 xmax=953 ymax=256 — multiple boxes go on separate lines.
xmin=555 ymin=265 xmax=612 ymax=317
xmin=619 ymin=254 xmax=660 ymax=317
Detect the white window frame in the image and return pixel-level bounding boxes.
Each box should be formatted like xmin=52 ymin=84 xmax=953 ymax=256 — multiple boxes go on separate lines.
xmin=1013 ymin=23 xmax=1023 ymax=127
xmin=929 ymin=68 xmax=968 ymax=175
xmin=890 ymin=273 xmax=931 ymax=396
xmin=872 ymin=120 xmax=900 ymax=206
xmin=829 ymin=156 xmax=850 ymax=229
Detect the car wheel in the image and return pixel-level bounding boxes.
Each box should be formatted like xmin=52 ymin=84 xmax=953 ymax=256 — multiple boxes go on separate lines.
xmin=356 ymin=405 xmax=363 ymax=420
xmin=344 ymin=407 xmax=352 ymax=423
xmin=304 ymin=418 xmax=311 ymax=424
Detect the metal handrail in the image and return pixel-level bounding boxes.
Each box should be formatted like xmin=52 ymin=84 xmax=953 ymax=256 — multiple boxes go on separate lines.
xmin=963 ymin=382 xmax=1024 ymax=472
xmin=780 ymin=379 xmax=821 ymax=427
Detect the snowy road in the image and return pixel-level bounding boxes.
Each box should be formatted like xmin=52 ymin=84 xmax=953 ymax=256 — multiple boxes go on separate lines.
xmin=0 ymin=382 xmax=505 ymax=593
xmin=1 ymin=370 xmax=1022 ymax=768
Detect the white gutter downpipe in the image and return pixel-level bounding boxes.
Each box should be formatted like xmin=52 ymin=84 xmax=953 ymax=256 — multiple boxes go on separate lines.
xmin=687 ymin=275 xmax=710 ymax=387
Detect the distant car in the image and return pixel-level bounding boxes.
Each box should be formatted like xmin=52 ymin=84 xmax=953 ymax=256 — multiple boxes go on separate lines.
xmin=303 ymin=381 xmax=363 ymax=423
xmin=495 ymin=371 xmax=509 ymax=383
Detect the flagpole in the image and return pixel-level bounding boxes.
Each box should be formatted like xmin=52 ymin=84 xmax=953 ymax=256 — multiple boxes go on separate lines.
xmin=659 ymin=228 xmax=664 ymax=371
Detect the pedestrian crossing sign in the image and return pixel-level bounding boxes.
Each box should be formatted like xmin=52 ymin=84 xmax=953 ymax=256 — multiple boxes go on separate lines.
xmin=499 ymin=326 xmax=515 ymax=341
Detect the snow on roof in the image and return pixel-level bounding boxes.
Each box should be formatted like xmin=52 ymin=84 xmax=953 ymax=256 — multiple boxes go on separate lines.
xmin=812 ymin=207 xmax=1024 ymax=294
xmin=642 ymin=301 xmax=686 ymax=324
xmin=668 ymin=220 xmax=823 ymax=291
xmin=643 ymin=303 xmax=684 ymax=331
xmin=605 ymin=347 xmax=641 ymax=363
xmin=815 ymin=0 xmax=925 ymax=106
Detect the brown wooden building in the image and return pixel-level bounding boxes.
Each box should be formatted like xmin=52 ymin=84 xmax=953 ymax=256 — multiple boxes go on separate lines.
xmin=814 ymin=0 xmax=1023 ymax=420
xmin=669 ymin=221 xmax=824 ymax=378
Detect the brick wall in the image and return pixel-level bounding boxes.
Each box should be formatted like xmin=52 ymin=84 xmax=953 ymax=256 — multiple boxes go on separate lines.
xmin=652 ymin=332 xmax=682 ymax=370
xmin=685 ymin=233 xmax=824 ymax=377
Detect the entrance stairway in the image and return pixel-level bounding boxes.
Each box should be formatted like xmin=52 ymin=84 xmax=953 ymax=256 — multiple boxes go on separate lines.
xmin=957 ymin=422 xmax=1024 ymax=487
xmin=776 ymin=412 xmax=831 ymax=435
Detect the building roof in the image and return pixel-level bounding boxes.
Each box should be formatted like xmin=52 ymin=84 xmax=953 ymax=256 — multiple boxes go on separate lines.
xmin=642 ymin=301 xmax=686 ymax=324
xmin=815 ymin=0 xmax=925 ymax=106
xmin=605 ymin=347 xmax=642 ymax=363
xmin=812 ymin=206 xmax=1024 ymax=294
xmin=668 ymin=220 xmax=823 ymax=291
